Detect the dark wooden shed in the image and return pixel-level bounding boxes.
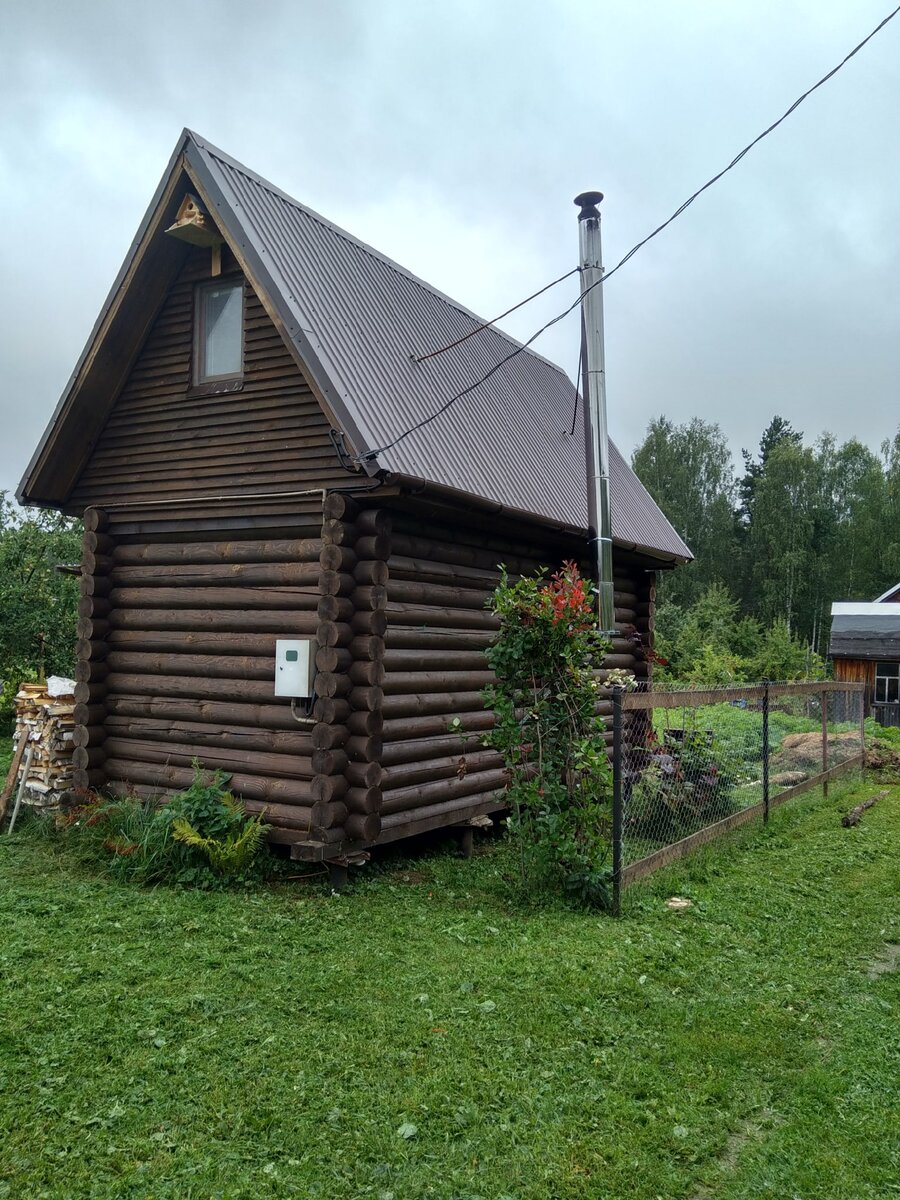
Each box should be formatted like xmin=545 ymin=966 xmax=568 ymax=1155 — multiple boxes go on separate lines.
xmin=19 ymin=130 xmax=691 ymax=865
xmin=830 ymin=586 xmax=900 ymax=727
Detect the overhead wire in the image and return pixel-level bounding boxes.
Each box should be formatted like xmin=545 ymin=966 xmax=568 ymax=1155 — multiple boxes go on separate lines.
xmin=569 ymin=334 xmax=584 ymax=437
xmin=356 ymin=2 xmax=900 ymax=465
xmin=358 ymin=299 xmax=584 ymax=462
xmin=411 ymin=266 xmax=579 ymax=363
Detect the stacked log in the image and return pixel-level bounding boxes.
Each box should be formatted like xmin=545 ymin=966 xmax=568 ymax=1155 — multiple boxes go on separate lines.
xmin=380 ymin=515 xmax=531 ymax=835
xmin=11 ymin=681 xmax=77 ymax=804
xmin=72 ymin=508 xmax=111 ymax=791
xmin=312 ymin=496 xmax=387 ymax=846
xmin=94 ymin=504 xmax=328 ymax=842
xmin=381 ymin=518 xmax=656 ymax=841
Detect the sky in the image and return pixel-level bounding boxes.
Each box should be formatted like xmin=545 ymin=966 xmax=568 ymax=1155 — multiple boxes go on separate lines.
xmin=2 ymin=0 xmax=898 ymax=502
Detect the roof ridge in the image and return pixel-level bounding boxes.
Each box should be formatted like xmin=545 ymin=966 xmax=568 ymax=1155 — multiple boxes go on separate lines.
xmin=187 ymin=130 xmax=574 ymax=379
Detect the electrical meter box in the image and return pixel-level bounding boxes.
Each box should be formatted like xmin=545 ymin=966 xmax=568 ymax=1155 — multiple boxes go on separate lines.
xmin=274 ymin=639 xmax=315 ymax=698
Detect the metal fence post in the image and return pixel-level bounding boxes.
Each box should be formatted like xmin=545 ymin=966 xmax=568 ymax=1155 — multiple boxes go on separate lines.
xmin=859 ymin=686 xmax=867 ymax=780
xmin=762 ymin=679 xmax=770 ymax=825
xmin=821 ymin=686 xmax=829 ymax=800
xmin=611 ymin=685 xmax=624 ymax=917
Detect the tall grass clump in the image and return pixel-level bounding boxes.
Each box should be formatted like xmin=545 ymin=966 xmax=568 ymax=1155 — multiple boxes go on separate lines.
xmin=63 ymin=763 xmax=270 ymax=888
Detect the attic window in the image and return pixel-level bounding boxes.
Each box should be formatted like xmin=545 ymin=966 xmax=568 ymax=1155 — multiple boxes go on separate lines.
xmin=194 ymin=280 xmax=243 ymax=384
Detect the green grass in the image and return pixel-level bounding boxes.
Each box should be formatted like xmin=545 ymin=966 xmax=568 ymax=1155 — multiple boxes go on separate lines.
xmin=0 ymin=737 xmax=11 ymax=782
xmin=0 ymin=743 xmax=898 ymax=1199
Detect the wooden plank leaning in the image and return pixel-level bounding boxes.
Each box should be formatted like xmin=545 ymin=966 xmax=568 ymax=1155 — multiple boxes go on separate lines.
xmin=6 ymin=743 xmax=36 ymax=834
xmin=0 ymin=736 xmax=29 ymax=828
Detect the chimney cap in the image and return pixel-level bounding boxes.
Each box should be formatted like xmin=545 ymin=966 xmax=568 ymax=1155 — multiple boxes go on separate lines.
xmin=574 ymin=191 xmax=604 ymax=220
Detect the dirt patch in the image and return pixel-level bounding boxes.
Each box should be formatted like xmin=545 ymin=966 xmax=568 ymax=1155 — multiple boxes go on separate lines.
xmin=688 ymin=1110 xmax=780 ymax=1200
xmin=771 ymin=731 xmax=859 ymax=776
xmin=390 ymin=869 xmax=430 ymax=885
xmin=868 ymin=943 xmax=900 ymax=980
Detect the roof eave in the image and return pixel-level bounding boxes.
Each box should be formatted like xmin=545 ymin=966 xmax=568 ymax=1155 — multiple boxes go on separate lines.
xmin=383 ymin=471 xmax=691 ymax=565
xmin=17 ymin=132 xmax=195 ymax=506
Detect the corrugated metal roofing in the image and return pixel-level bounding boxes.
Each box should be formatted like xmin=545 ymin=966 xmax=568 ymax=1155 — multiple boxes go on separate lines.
xmin=188 ymin=134 xmax=692 ymax=562
xmin=829 ymin=602 xmax=900 ymax=658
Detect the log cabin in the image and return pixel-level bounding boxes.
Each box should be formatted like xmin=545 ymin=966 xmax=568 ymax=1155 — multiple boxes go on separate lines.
xmin=18 ymin=130 xmax=691 ymax=879
xmin=830 ymin=583 xmax=900 ymax=728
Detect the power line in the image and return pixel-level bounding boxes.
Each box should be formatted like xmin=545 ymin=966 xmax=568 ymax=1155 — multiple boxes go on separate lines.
xmin=356 ymin=3 xmax=900 ymax=465
xmin=570 ymin=333 xmax=584 ymax=437
xmin=358 ymin=299 xmax=584 ymax=463
xmin=596 ymin=0 xmax=900 ymax=291
xmin=411 ymin=267 xmax=579 ymax=363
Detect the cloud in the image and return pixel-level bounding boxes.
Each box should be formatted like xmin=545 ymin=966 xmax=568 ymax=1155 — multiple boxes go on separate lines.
xmin=2 ymin=0 xmax=898 ymax=499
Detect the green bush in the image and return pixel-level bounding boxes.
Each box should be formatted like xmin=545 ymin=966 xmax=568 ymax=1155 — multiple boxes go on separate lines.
xmin=64 ymin=764 xmax=270 ymax=888
xmin=480 ymin=562 xmax=614 ymax=908
xmin=865 ymin=717 xmax=900 ymax=748
xmin=0 ymin=496 xmax=81 ymax=727
xmin=655 ymin=584 xmax=824 ymax=686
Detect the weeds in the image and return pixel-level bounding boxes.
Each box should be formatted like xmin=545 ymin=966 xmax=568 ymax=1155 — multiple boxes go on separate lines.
xmin=62 ymin=763 xmax=271 ymax=888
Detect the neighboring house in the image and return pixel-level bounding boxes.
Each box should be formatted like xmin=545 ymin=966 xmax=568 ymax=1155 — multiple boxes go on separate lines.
xmin=18 ymin=129 xmax=691 ymax=874
xmin=830 ymin=583 xmax=900 ymax=728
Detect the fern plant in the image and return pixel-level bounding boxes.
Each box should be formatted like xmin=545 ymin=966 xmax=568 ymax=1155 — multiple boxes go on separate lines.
xmin=64 ymin=763 xmax=272 ymax=887
xmin=171 ymin=805 xmax=269 ymax=875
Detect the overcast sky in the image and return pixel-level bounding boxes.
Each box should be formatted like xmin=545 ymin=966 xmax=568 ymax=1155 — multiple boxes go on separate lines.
xmin=2 ymin=0 xmax=898 ymax=502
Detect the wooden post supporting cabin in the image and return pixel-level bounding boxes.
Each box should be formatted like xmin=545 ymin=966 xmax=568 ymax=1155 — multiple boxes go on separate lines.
xmin=310 ymin=495 xmax=388 ymax=850
xmin=72 ymin=507 xmax=110 ymax=792
xmin=344 ymin=501 xmax=389 ymax=845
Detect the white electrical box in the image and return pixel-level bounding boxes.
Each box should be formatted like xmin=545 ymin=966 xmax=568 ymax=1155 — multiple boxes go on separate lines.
xmin=274 ymin=638 xmax=316 ymax=698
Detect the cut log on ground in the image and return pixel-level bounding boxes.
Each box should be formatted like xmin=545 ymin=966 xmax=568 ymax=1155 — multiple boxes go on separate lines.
xmin=842 ymin=790 xmax=889 ymax=827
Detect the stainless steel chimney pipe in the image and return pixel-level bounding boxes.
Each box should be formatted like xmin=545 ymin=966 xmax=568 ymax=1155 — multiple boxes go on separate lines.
xmin=574 ymin=191 xmax=616 ymax=635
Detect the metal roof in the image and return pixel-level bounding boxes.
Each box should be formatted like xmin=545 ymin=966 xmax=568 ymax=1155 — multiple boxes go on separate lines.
xmin=19 ymin=129 xmax=692 ymax=563
xmin=187 ymin=134 xmax=691 ymax=562
xmin=831 ymin=602 xmax=900 ymax=617
xmin=829 ymin=604 xmax=900 ymax=659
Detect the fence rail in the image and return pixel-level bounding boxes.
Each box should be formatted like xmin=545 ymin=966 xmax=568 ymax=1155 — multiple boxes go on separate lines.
xmin=610 ymin=680 xmax=866 ymax=913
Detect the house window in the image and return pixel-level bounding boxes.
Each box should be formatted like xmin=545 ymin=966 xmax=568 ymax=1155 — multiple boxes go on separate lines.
xmin=875 ymin=662 xmax=900 ymax=704
xmin=195 ymin=280 xmax=243 ymax=384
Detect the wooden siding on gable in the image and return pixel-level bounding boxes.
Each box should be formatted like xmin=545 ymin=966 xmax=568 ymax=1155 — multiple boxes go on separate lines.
xmin=69 ymin=247 xmax=350 ymax=509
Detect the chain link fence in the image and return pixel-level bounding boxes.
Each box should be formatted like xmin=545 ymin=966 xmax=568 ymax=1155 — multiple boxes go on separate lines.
xmin=610 ymin=681 xmax=866 ymax=911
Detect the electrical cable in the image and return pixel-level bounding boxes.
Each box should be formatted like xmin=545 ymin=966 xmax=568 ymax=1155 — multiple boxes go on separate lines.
xmin=569 ymin=333 xmax=584 ymax=437
xmin=411 ymin=266 xmax=579 ymax=363
xmin=358 ymin=300 xmax=583 ymax=462
xmin=355 ymin=3 xmax=900 ymax=465
xmin=594 ymin=0 xmax=900 ymax=291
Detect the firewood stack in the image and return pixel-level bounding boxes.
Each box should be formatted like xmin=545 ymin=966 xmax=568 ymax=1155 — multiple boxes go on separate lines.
xmin=11 ymin=678 xmax=77 ymax=808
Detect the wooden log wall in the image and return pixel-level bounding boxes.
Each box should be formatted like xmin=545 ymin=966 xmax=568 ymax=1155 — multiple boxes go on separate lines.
xmin=68 ymin=245 xmax=350 ymax=511
xmin=79 ymin=502 xmax=339 ymax=844
xmin=380 ymin=515 xmax=537 ymax=836
xmin=376 ymin=510 xmax=659 ymax=840
xmin=71 ymin=494 xmax=660 ymax=854
xmin=611 ymin=559 xmax=656 ymax=746
xmin=310 ymin=495 xmax=389 ymax=847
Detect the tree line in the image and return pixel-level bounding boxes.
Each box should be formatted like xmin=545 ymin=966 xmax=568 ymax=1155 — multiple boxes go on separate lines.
xmin=0 ymin=495 xmax=81 ymax=723
xmin=2 ymin=414 xmax=898 ymax=718
xmin=632 ymin=416 xmax=900 ymax=682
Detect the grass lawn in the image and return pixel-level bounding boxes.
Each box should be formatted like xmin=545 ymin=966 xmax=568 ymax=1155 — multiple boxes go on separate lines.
xmin=0 ymin=744 xmax=897 ymax=1199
